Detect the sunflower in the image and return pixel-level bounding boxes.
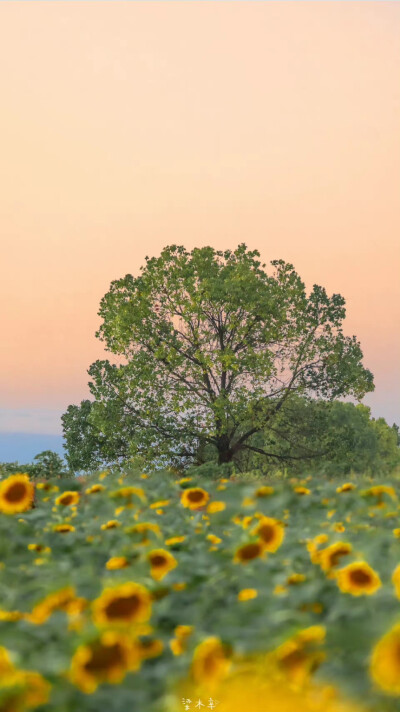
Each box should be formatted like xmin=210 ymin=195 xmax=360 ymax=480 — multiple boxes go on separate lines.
xmin=0 ymin=669 xmax=51 ymax=710
xmin=27 ymin=543 xmax=51 ymax=554
xmin=92 ymin=582 xmax=152 ymax=627
xmin=207 ymin=501 xmax=226 ymax=514
xmin=287 ymin=573 xmax=306 ymax=585
xmin=191 ymin=637 xmax=231 ymax=689
xmin=165 ymin=536 xmax=186 ymax=546
xmin=101 ymin=520 xmax=120 ymax=530
xmin=53 ymin=524 xmax=75 ymax=534
xmin=255 ymin=486 xmax=274 ymax=497
xmin=238 ymin=588 xmax=258 ymax=601
xmin=272 ymin=626 xmax=326 ymax=687
xmin=294 ymin=487 xmax=311 ymax=495
xmin=137 ymin=637 xmax=164 ymax=660
xmin=55 ymin=491 xmax=80 ymax=506
xmin=0 ymin=609 xmax=25 ymax=622
xmin=318 ymin=542 xmax=352 ymax=573
xmin=170 ymin=625 xmax=194 ymax=656
xmin=106 ymin=557 xmax=130 ymax=571
xmin=27 ymin=586 xmax=76 ymax=624
xmin=148 ymin=549 xmax=177 ymax=581
xmin=336 ymin=562 xmax=381 ymax=596
xmin=150 ymin=499 xmax=171 ymax=509
xmin=125 ymin=522 xmax=162 ymax=543
xmin=370 ymin=623 xmax=400 ymax=694
xmin=70 ymin=630 xmax=140 ymax=693
xmin=253 ymin=517 xmax=284 ymax=553
xmin=111 ymin=486 xmax=146 ymax=502
xmin=234 ymin=542 xmax=265 ymax=564
xmin=85 ymin=484 xmax=105 ymax=494
xmin=336 ymin=483 xmax=356 ymax=493
xmin=363 ymin=485 xmax=397 ymax=506
xmin=178 ymin=665 xmax=362 ymax=712
xmin=0 ymin=474 xmax=34 ymax=514
xmin=181 ymin=488 xmax=210 ymax=510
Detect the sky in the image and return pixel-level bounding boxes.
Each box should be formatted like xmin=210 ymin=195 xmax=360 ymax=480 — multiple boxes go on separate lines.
xmin=0 ymin=1 xmax=399 ymax=463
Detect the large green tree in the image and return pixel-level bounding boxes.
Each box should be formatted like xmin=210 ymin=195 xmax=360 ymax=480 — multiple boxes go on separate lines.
xmin=65 ymin=244 xmax=374 ymax=470
xmin=226 ymin=400 xmax=400 ymax=476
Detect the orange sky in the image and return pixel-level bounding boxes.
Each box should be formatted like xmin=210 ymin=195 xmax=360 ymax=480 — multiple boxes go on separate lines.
xmin=0 ymin=1 xmax=399 ymax=436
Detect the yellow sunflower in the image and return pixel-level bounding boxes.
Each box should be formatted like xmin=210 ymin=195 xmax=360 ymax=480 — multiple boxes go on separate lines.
xmin=294 ymin=487 xmax=311 ymax=495
xmin=111 ymin=486 xmax=146 ymax=502
xmin=92 ymin=582 xmax=152 ymax=627
xmin=106 ymin=557 xmax=130 ymax=571
xmin=176 ymin=665 xmax=362 ymax=712
xmin=318 ymin=542 xmax=352 ymax=574
xmin=253 ymin=517 xmax=284 ymax=553
xmin=363 ymin=485 xmax=397 ymax=506
xmin=55 ymin=491 xmax=80 ymax=506
xmin=165 ymin=536 xmax=186 ymax=546
xmin=336 ymin=562 xmax=381 ymax=596
xmin=370 ymin=623 xmax=400 ymax=694
xmin=53 ymin=524 xmax=75 ymax=534
xmin=170 ymin=625 xmax=194 ymax=656
xmin=336 ymin=483 xmax=356 ymax=493
xmin=234 ymin=542 xmax=265 ymax=564
xmin=85 ymin=484 xmax=105 ymax=494
xmin=238 ymin=588 xmax=258 ymax=601
xmin=191 ymin=637 xmax=231 ymax=690
xmin=27 ymin=586 xmax=76 ymax=624
xmin=125 ymin=522 xmax=162 ymax=543
xmin=0 ymin=669 xmax=51 ymax=710
xmin=0 ymin=474 xmax=34 ymax=514
xmin=137 ymin=637 xmax=164 ymax=660
xmin=207 ymin=501 xmax=226 ymax=514
xmin=150 ymin=499 xmax=171 ymax=509
xmin=70 ymin=630 xmax=140 ymax=693
xmin=101 ymin=520 xmax=120 ymax=530
xmin=181 ymin=488 xmax=210 ymax=510
xmin=255 ymin=486 xmax=274 ymax=497
xmin=148 ymin=549 xmax=177 ymax=581
xmin=27 ymin=544 xmax=51 ymax=554
xmin=272 ymin=626 xmax=326 ymax=687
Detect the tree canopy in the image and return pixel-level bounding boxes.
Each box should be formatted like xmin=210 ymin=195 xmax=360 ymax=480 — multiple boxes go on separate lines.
xmin=64 ymin=244 xmax=374 ymax=471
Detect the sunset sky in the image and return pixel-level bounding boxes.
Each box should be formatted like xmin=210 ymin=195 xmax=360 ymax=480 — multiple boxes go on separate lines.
xmin=0 ymin=2 xmax=399 ymax=462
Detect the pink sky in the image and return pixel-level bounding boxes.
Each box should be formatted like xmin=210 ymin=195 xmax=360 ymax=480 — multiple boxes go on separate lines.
xmin=0 ymin=1 xmax=399 ymax=436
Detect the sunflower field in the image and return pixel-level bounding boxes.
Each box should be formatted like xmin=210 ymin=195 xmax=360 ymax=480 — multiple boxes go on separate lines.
xmin=2 ymin=468 xmax=400 ymax=712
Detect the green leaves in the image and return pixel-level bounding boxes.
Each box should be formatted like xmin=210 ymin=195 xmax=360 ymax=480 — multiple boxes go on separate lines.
xmin=63 ymin=244 xmax=375 ymax=471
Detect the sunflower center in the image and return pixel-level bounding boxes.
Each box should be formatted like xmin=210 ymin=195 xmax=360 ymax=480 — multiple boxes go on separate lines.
xmin=258 ymin=525 xmax=274 ymax=543
xmin=60 ymin=495 xmax=74 ymax=505
xmin=349 ymin=568 xmax=372 ymax=586
xmin=104 ymin=594 xmax=140 ymax=619
xmin=5 ymin=483 xmax=27 ymax=503
xmin=203 ymin=650 xmax=223 ymax=676
xmin=188 ymin=490 xmax=205 ymax=502
xmin=280 ymin=648 xmax=307 ymax=670
xmin=150 ymin=555 xmax=167 ymax=567
xmin=330 ymin=549 xmax=349 ymax=567
xmin=240 ymin=543 xmax=261 ymax=561
xmin=84 ymin=643 xmax=125 ymax=674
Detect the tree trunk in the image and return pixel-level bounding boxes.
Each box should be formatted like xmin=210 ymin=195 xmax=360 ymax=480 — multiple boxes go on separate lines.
xmin=217 ymin=434 xmax=233 ymax=465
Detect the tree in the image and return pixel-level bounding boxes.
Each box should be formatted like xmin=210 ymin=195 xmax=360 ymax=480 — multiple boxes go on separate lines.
xmin=65 ymin=244 xmax=374 ymax=471
xmin=228 ymin=400 xmax=400 ymax=477
xmin=61 ymin=400 xmax=114 ymax=473
xmin=0 ymin=451 xmax=68 ymax=480
xmin=32 ymin=450 xmax=65 ymax=479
